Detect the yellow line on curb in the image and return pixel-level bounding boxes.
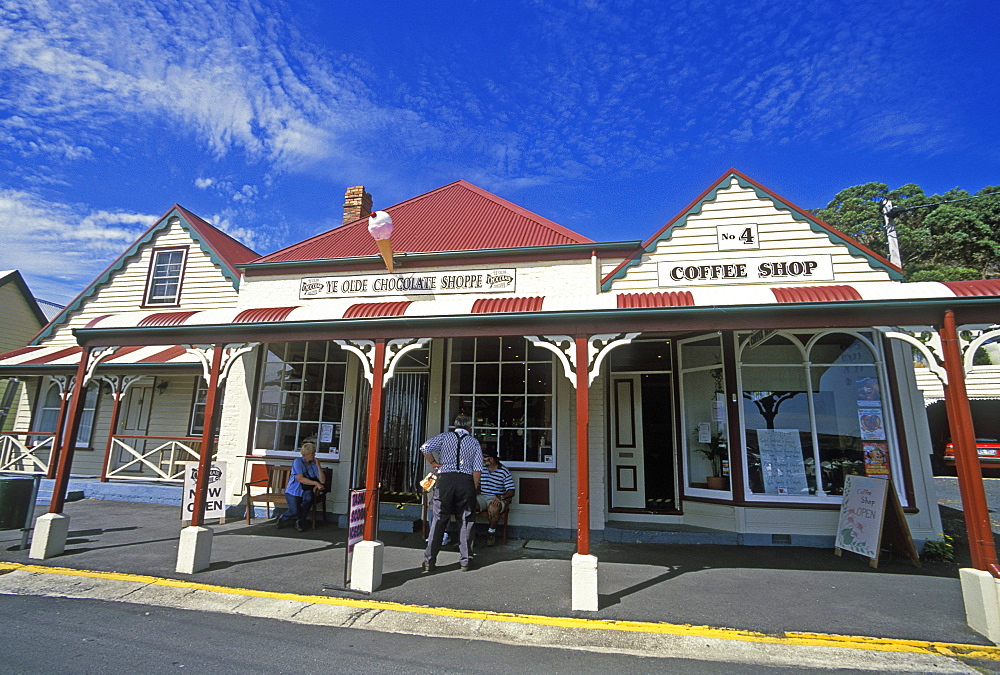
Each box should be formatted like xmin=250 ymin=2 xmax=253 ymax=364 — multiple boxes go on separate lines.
xmin=2 ymin=561 xmax=998 ymax=661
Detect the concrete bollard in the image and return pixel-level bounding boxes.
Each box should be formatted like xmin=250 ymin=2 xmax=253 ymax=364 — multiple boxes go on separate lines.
xmin=351 ymin=540 xmax=384 ymax=593
xmin=572 ymin=553 xmax=599 ymax=612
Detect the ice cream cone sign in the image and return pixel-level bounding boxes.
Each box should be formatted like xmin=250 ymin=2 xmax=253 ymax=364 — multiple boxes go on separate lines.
xmin=368 ymin=210 xmax=395 ymax=273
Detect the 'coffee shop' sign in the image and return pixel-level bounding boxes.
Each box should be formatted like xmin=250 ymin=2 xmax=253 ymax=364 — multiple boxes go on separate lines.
xmin=658 ymin=255 xmax=833 ymax=287
xmin=300 ymin=268 xmax=516 ymax=299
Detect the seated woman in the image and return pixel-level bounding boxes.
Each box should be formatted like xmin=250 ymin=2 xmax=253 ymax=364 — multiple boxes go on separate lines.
xmin=277 ymin=442 xmax=326 ymax=532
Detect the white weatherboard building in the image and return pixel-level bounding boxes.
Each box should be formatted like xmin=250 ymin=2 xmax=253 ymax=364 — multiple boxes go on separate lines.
xmin=4 ymin=170 xmax=1000 ymax=596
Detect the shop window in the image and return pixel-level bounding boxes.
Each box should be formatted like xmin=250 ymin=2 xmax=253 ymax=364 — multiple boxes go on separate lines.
xmin=738 ymin=330 xmax=899 ymax=503
xmin=144 ymin=247 xmax=187 ymax=305
xmin=679 ymin=334 xmax=732 ymax=494
xmin=448 ymin=337 xmax=554 ymax=468
xmin=253 ymin=341 xmax=347 ymax=457
xmin=35 ymin=381 xmax=99 ymax=449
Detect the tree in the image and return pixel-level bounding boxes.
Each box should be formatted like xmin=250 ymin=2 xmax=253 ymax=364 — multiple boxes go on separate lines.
xmin=814 ymin=181 xmax=1000 ymax=280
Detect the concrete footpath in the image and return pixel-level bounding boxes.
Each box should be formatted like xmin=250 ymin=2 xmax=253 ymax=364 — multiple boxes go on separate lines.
xmin=2 ymin=497 xmax=999 ymax=672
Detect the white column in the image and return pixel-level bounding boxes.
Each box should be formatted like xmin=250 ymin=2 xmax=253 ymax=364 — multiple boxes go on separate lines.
xmin=960 ymin=568 xmax=1000 ymax=642
xmin=351 ymin=540 xmax=384 ymax=593
xmin=29 ymin=513 xmax=70 ymax=559
xmin=572 ymin=553 xmax=599 ymax=611
xmin=176 ymin=525 xmax=213 ymax=574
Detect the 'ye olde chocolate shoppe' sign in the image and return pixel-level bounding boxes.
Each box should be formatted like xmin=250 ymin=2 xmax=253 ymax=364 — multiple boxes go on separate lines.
xmin=299 ymin=268 xmax=516 ymax=299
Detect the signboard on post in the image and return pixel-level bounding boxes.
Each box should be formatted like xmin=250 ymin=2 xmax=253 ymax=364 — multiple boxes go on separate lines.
xmin=181 ymin=461 xmax=227 ymax=522
xmin=347 ymin=489 xmax=366 ymax=554
xmin=835 ymin=474 xmax=920 ymax=568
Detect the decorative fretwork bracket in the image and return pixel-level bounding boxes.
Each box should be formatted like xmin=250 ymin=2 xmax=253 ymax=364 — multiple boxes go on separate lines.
xmin=48 ymin=375 xmax=71 ymax=401
xmin=384 ymin=338 xmax=432 ymax=386
xmin=83 ymin=346 xmax=120 ymax=385
xmin=333 ymin=338 xmax=431 ymax=386
xmin=184 ymin=343 xmax=260 ymax=385
xmin=526 ymin=333 xmax=641 ymax=388
xmin=877 ymin=324 xmax=1000 ymax=386
xmin=96 ymin=375 xmax=146 ymax=401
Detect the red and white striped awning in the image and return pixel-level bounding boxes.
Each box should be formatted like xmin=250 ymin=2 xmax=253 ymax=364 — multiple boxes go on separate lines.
xmin=2 ymin=279 xmax=997 ymax=372
xmin=67 ymin=279 xmax=999 ymax=330
xmin=0 ymin=344 xmax=200 ymax=370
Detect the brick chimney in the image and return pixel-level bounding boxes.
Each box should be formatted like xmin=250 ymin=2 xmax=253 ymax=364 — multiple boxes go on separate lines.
xmin=343 ymin=186 xmax=373 ymax=225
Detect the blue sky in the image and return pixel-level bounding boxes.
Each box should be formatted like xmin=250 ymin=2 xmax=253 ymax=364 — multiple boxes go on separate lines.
xmin=1 ymin=0 xmax=997 ymax=305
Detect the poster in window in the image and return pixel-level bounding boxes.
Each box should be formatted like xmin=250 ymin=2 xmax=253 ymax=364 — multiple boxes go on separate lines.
xmin=319 ymin=423 xmax=340 ymax=459
xmin=757 ymin=429 xmax=809 ymax=496
xmin=712 ymin=393 xmax=726 ymax=422
xmin=863 ymin=442 xmax=890 ymax=477
xmin=856 ymin=377 xmax=881 ymax=407
xmin=858 ymin=409 xmax=885 ymax=440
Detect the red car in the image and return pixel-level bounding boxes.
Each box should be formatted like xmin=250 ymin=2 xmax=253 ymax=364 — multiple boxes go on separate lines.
xmin=943 ymin=438 xmax=1000 ymax=465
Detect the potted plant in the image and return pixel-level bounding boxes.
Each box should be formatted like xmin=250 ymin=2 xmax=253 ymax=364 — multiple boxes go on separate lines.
xmin=695 ymin=431 xmax=729 ymax=490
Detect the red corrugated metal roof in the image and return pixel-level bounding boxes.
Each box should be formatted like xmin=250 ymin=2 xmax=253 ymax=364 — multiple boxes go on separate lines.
xmin=617 ymin=291 xmax=694 ymax=308
xmin=471 ymin=297 xmax=544 ymax=314
xmin=21 ymin=346 xmax=82 ymax=365
xmin=84 ymin=314 xmax=114 ymax=328
xmin=255 ymin=181 xmax=593 ymax=264
xmin=943 ymin=280 xmax=1000 ymax=297
xmin=137 ymin=311 xmax=199 ymax=327
xmin=136 ymin=345 xmax=188 ymax=363
xmin=772 ymin=285 xmax=863 ymax=303
xmin=175 ymin=205 xmax=260 ymax=275
xmin=234 ymin=307 xmax=299 ymax=323
xmin=102 ymin=345 xmax=147 ymax=362
xmin=0 ymin=345 xmax=44 ymax=361
xmin=343 ymin=301 xmax=412 ymax=319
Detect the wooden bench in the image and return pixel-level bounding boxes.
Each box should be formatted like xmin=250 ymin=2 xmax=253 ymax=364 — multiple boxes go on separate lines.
xmin=476 ymin=504 xmax=509 ymax=544
xmin=245 ymin=464 xmax=329 ymax=529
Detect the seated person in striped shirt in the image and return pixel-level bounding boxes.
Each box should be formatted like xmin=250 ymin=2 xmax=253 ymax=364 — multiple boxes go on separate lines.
xmin=477 ymin=449 xmax=514 ymax=547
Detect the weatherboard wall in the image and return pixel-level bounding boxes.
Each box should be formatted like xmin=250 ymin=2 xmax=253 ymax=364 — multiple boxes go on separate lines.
xmin=0 ymin=282 xmax=45 ymax=352
xmin=42 ymin=220 xmax=241 ymax=347
xmin=603 ymin=178 xmax=894 ymax=293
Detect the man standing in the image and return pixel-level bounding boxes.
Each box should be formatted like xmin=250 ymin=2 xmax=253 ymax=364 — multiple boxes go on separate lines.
xmin=478 ymin=449 xmax=514 ymax=546
xmin=421 ymin=414 xmax=483 ymax=572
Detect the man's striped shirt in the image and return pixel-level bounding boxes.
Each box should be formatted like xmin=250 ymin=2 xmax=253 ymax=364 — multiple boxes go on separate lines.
xmin=480 ymin=464 xmax=514 ymax=496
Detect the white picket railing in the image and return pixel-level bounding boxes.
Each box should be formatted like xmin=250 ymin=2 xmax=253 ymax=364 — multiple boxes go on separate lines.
xmin=0 ymin=432 xmax=55 ymax=474
xmin=105 ymin=435 xmax=203 ymax=482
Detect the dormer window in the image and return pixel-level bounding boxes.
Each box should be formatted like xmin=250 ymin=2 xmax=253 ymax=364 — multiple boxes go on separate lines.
xmin=144 ymin=247 xmax=188 ymax=306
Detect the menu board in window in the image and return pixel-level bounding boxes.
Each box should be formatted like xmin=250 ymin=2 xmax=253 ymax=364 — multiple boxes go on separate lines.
xmin=757 ymin=429 xmax=809 ymax=496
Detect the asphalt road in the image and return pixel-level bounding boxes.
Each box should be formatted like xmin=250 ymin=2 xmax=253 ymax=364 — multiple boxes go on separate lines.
xmin=0 ymin=595 xmax=808 ymax=675
xmin=934 ymin=476 xmax=1000 ymax=532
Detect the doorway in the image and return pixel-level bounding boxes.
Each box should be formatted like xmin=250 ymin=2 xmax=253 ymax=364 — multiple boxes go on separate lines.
xmin=116 ymin=384 xmax=153 ymax=473
xmin=610 ymin=370 xmax=676 ymax=511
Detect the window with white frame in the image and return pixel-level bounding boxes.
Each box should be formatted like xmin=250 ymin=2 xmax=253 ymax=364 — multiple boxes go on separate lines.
xmin=738 ymin=330 xmax=900 ymax=503
xmin=253 ymin=341 xmax=348 ymax=456
xmin=35 ymin=381 xmax=100 ymax=449
xmin=144 ymin=248 xmax=187 ymax=305
xmin=448 ymin=337 xmax=554 ymax=468
xmin=189 ymin=381 xmax=225 ymax=436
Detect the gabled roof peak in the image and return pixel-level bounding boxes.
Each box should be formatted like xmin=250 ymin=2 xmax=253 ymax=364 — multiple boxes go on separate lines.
xmin=600 ymin=169 xmax=902 ymax=290
xmin=32 ymin=205 xmax=257 ymax=344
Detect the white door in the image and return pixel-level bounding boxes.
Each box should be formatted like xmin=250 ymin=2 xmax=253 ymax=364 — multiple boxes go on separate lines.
xmin=116 ymin=385 xmax=153 ymax=472
xmin=611 ymin=375 xmax=646 ymax=509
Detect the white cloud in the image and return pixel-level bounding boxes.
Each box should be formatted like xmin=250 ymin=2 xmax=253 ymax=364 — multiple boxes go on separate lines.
xmin=0 ymin=0 xmax=381 ymax=174
xmin=194 ymin=178 xmax=215 ymax=189
xmin=0 ymin=189 xmax=156 ymax=303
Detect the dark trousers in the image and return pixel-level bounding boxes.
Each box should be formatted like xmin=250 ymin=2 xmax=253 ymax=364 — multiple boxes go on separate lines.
xmin=424 ymin=472 xmax=476 ymax=567
xmin=281 ymin=490 xmax=314 ymax=527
